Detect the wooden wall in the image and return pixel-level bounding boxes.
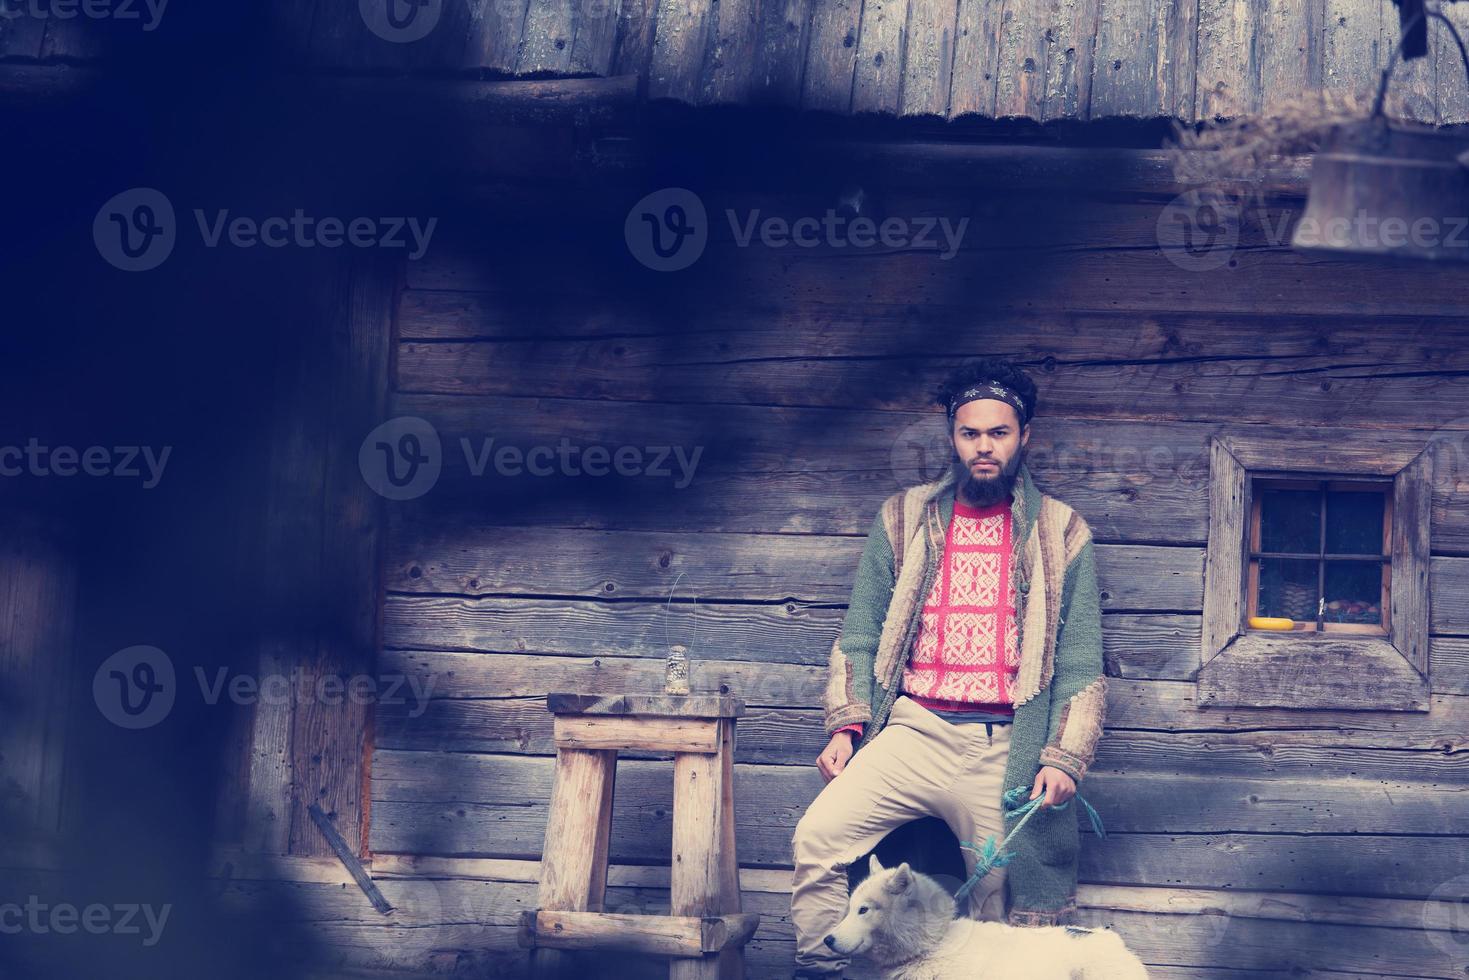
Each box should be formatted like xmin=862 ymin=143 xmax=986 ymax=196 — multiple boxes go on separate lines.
xmin=351 ymin=158 xmax=1469 ymax=978
xmin=5 ymin=0 xmax=1469 ymax=124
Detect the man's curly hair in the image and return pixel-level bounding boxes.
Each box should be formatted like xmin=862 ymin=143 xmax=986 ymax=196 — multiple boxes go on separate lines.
xmin=934 ymin=357 xmax=1038 ymax=427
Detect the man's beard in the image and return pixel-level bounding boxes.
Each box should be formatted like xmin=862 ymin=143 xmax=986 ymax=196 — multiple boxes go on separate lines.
xmin=951 ymin=445 xmax=1023 ymax=506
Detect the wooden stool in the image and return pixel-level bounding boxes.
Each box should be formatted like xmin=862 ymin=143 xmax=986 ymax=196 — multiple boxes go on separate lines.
xmin=520 ymin=693 xmax=759 ymax=980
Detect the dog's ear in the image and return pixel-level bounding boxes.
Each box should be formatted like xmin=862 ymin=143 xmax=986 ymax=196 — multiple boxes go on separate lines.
xmin=868 ymin=854 xmax=884 ymax=876
xmin=886 ymin=862 xmax=912 ymax=893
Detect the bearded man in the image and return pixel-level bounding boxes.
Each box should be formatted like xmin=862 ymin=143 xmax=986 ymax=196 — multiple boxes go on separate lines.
xmin=789 ymin=357 xmax=1109 ymax=978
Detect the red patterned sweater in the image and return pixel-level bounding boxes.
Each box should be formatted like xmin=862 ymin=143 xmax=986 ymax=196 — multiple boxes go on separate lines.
xmin=836 ymin=494 xmax=1019 ymax=737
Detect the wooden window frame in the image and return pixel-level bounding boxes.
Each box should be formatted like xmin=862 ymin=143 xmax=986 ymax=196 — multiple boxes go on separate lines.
xmin=1245 ymin=477 xmax=1392 ymax=635
xmin=1199 ymin=434 xmax=1432 ymax=712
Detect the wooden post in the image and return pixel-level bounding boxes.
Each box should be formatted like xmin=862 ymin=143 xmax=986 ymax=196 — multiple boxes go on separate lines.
xmin=714 ymin=719 xmax=743 ymax=980
xmin=531 ymin=747 xmax=617 ymax=978
xmin=670 ymin=746 xmax=723 ymax=980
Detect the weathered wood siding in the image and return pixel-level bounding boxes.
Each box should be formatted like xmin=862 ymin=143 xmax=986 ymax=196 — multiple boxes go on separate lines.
xmin=362 ymin=171 xmax=1469 ymax=977
xmin=4 ymin=0 xmax=1469 ymax=122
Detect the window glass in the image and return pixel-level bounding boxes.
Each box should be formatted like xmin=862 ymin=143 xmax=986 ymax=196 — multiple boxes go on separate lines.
xmin=1259 ymin=489 xmax=1320 ymax=553
xmin=1257 ymin=558 xmax=1319 ymax=621
xmin=1324 ymin=561 xmax=1383 ymax=625
xmin=1325 ymin=490 xmax=1385 ymax=555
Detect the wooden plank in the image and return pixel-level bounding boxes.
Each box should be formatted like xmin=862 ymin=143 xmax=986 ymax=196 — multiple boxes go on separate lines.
xmin=371 ymin=749 xmax=1469 ymax=875
xmin=549 ymin=693 xmax=743 ymax=718
xmin=611 ymin=0 xmax=659 ymax=76
xmin=1391 ymin=447 xmax=1434 ymax=676
xmin=1197 ymin=633 xmax=1431 ymax=711
xmin=518 ymin=0 xmax=578 ymax=75
xmin=529 ymin=746 xmax=616 ymax=976
xmin=1041 ymin=0 xmax=1101 ymax=121
xmin=555 ymin=716 xmax=720 ymax=753
xmin=1256 ymin=0 xmax=1325 ymax=118
xmin=386 ymin=667 xmax=1469 ymax=755
xmin=378 ymin=570 xmax=1198 ymax=663
xmin=386 ymin=392 xmax=1469 ymax=550
xmin=508 ymin=0 xmax=622 ymax=76
xmin=1091 ymin=0 xmax=1197 ymax=119
xmin=900 ymin=0 xmax=959 ymax=117
xmin=514 ymin=0 xmax=621 ymax=76
xmin=194 ymin=856 xmax=1469 ymax=977
xmin=800 ymin=0 xmax=861 ymax=112
xmin=244 ymin=296 xmax=328 ymax=855
xmin=949 ymin=0 xmax=1003 ymax=117
xmin=306 ymin=803 xmax=394 ymax=914
xmin=1322 ymin=0 xmax=1382 ymax=104
xmin=383 ymin=525 xmax=1202 ymax=604
xmin=1090 ymin=0 xmax=1154 ymax=119
xmin=1437 ymin=1 xmax=1469 ymax=124
xmin=570 ymin=0 xmax=624 ymax=75
xmin=372 ymin=854 xmax=1469 ymax=939
xmin=403 ymin=210 xmax=1469 ymax=319
xmin=209 ymin=867 xmax=1469 ymax=979
xmin=1076 ymin=906 xmax=1469 ymax=979
xmin=522 ymin=909 xmax=756 ymax=956
xmin=701 ymin=0 xmax=762 ymax=104
xmin=712 ymin=720 xmax=741 ymax=980
xmin=752 ymin=0 xmax=811 ymax=106
xmin=383 ymin=595 xmax=847 ymax=663
xmin=1434 ymin=636 xmax=1469 ymax=694
xmin=668 ymin=748 xmax=721 ymax=979
xmin=648 ymin=0 xmax=713 ymax=103
xmin=1382 ymin=0 xmax=1436 ymax=123
xmin=991 ymin=0 xmax=1048 ymax=118
xmin=287 ymin=252 xmax=395 ymax=859
xmin=395 ymin=329 xmax=1469 ymax=448
xmin=1431 ymin=554 xmax=1469 ymax=633
xmin=464 ymin=0 xmax=532 ymax=72
xmin=538 ymin=749 xmax=618 ymax=909
xmin=1194 ymin=0 xmax=1257 ymax=118
xmin=376 ymin=659 xmax=1469 ymax=770
xmin=851 ymin=0 xmax=908 ymax=115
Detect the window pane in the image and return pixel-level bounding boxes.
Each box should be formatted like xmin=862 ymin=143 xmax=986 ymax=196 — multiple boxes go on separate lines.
xmin=1258 ymin=489 xmax=1321 ymax=554
xmin=1325 ymin=490 xmax=1386 ymax=555
xmin=1257 ymin=558 xmax=1319 ymax=622
xmin=1324 ymin=561 xmax=1384 ymax=625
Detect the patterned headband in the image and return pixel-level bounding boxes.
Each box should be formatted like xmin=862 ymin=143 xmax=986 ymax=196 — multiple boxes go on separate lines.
xmin=947 ymin=381 xmax=1030 ymax=424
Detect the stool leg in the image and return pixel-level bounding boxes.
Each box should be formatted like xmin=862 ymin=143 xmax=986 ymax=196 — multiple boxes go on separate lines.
xmin=670 ymin=748 xmax=721 ymax=980
xmin=532 ymin=748 xmax=617 ymax=979
xmin=714 ymin=720 xmax=743 ymax=980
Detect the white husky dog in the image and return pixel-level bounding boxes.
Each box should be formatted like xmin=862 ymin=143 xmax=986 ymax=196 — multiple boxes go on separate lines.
xmin=825 ymin=856 xmax=1149 ymax=980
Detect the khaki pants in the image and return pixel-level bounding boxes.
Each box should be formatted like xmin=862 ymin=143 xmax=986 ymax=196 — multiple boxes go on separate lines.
xmin=790 ymin=695 xmax=1012 ymax=974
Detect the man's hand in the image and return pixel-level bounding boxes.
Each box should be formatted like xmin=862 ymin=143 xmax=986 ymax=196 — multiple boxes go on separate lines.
xmin=816 ymin=730 xmax=857 ymax=783
xmin=1029 ymin=765 xmax=1076 ymax=808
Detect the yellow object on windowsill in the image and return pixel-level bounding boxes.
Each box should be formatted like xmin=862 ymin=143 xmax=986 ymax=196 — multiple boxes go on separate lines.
xmin=1248 ymin=616 xmax=1296 ymax=631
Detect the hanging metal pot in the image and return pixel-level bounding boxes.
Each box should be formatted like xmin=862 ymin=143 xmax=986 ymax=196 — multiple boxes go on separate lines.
xmin=1292 ymin=8 xmax=1469 ymax=261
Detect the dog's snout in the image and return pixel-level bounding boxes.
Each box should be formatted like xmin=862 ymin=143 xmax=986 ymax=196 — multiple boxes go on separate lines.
xmin=823 ymin=934 xmax=836 ymax=949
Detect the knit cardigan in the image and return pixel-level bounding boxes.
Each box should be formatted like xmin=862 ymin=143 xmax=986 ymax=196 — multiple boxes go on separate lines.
xmin=822 ymin=461 xmax=1108 ymax=926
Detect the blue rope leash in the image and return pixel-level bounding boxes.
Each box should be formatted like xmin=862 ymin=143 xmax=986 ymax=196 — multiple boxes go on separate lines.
xmin=953 ymin=785 xmax=1106 ymax=905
